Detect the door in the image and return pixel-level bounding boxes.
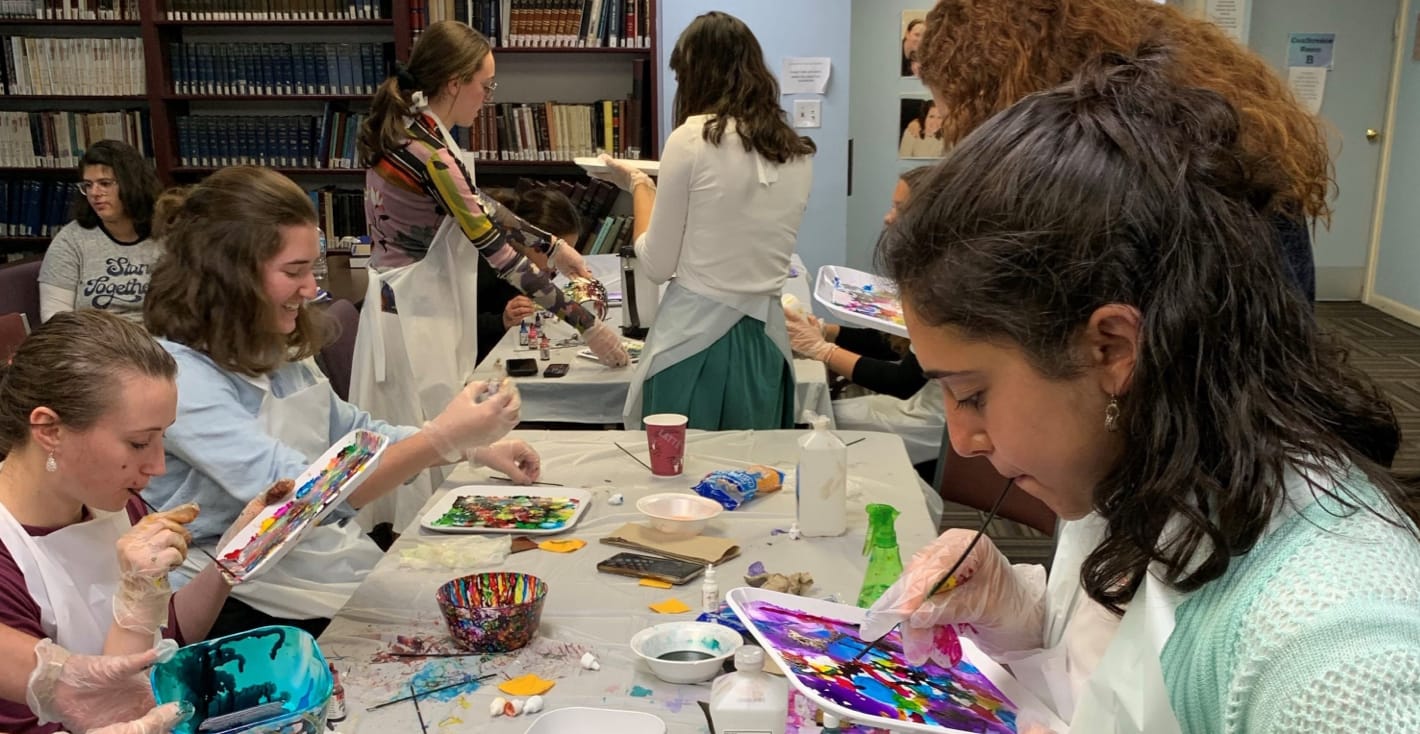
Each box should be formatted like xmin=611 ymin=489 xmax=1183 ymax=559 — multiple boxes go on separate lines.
xmin=1249 ymin=0 xmax=1400 ymax=300
xmin=1369 ymin=3 xmax=1420 ymax=321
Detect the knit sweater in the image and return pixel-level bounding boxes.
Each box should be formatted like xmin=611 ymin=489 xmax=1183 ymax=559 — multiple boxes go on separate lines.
xmin=1160 ymin=475 xmax=1420 ymax=732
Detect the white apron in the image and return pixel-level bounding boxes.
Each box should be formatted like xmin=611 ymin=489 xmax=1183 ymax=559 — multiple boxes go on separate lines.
xmin=183 ymin=363 xmax=382 ymax=620
xmin=350 ymin=109 xmax=479 ymax=532
xmin=622 ymin=280 xmax=794 ymax=429
xmin=832 ymin=381 xmax=945 ymax=465
xmin=0 ymin=501 xmax=129 ymax=654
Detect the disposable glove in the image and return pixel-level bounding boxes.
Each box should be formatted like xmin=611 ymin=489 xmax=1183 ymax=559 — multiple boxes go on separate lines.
xmin=584 ymin=321 xmax=630 ymax=367
xmin=81 ymin=702 xmax=194 ymax=734
xmin=112 ymin=504 xmax=197 ymax=634
xmin=589 ymin=154 xmax=655 ymax=193
xmin=785 ymin=307 xmax=834 ymax=362
xmin=28 ymin=638 xmax=181 ymax=730
xmin=858 ymin=530 xmax=1047 ymax=665
xmin=471 ymin=439 xmax=542 ymax=484
xmin=548 ymin=239 xmax=594 ymax=279
xmin=422 ymin=380 xmax=521 ymax=463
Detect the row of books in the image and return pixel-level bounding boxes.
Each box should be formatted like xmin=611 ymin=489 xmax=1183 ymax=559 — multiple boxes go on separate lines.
xmin=164 ymin=0 xmax=385 ymax=20
xmin=175 ymin=111 xmax=363 ymax=169
xmin=0 ymin=110 xmax=152 ymax=167
xmin=169 ymin=42 xmax=391 ymax=97
xmin=0 ymin=0 xmax=138 ymax=19
xmin=2 ymin=36 xmax=145 ymax=96
xmin=1 ymin=179 xmax=72 ymax=238
xmin=309 ymin=186 xmax=367 ymax=240
xmin=580 ymin=213 xmax=631 ymax=255
xmin=450 ymin=98 xmax=643 ymax=163
xmin=414 ymin=0 xmax=650 ymax=48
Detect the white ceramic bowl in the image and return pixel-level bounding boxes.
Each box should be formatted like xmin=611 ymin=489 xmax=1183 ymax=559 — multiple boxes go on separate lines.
xmin=629 ymin=621 xmax=743 ymax=684
xmin=635 ymin=493 xmax=724 ymax=539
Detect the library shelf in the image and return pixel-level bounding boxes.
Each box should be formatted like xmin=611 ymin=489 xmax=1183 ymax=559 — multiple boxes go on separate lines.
xmin=152 ymin=19 xmax=393 ymax=26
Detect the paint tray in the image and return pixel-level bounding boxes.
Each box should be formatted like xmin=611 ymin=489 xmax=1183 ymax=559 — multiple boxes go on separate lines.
xmin=725 ymin=587 xmax=1065 ymax=734
xmin=813 ymin=265 xmax=908 ymax=338
xmin=576 ymin=338 xmax=644 ymax=364
xmin=420 ymin=485 xmax=593 ymax=535
xmin=150 ymin=625 xmax=332 ymax=734
xmin=214 ymin=429 xmax=389 ymax=581
xmin=523 ymin=707 xmax=667 ymax=733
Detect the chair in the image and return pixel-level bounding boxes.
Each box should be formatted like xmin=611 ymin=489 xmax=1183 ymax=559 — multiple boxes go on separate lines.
xmin=0 ymin=312 xmax=31 ymax=363
xmin=933 ymin=425 xmax=1058 ymax=536
xmin=0 ymin=260 xmax=42 ymax=329
xmin=318 ymin=299 xmax=360 ymax=401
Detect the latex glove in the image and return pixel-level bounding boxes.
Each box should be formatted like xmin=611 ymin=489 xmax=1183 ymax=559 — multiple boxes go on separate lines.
xmin=112 ymin=504 xmax=198 ymax=634
xmin=472 ymin=439 xmax=542 ymax=484
xmin=785 ymin=308 xmax=834 ymax=362
xmin=590 ymin=153 xmax=655 ymax=193
xmin=81 ymin=703 xmax=194 ymax=734
xmin=584 ymin=321 xmax=630 ymax=367
xmin=548 ymin=239 xmax=594 ymax=280
xmin=859 ymin=530 xmax=1047 ymax=665
xmin=502 ymin=296 xmax=537 ymax=330
xmin=28 ymin=638 xmax=184 ymax=730
xmin=422 ymin=379 xmax=521 ymax=463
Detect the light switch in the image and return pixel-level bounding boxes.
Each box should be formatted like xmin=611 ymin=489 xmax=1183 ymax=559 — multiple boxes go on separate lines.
xmin=793 ymin=99 xmax=822 ymax=129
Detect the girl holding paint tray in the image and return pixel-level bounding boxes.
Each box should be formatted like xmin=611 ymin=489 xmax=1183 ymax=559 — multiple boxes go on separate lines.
xmin=141 ymin=166 xmax=542 ymax=639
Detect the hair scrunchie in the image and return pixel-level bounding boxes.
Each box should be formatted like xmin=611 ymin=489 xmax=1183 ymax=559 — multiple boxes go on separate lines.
xmin=393 ymin=62 xmax=420 ymax=92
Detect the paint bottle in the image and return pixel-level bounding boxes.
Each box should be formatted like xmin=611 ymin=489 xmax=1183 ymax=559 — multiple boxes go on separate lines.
xmin=326 ymin=663 xmax=346 ymax=722
xmin=795 ymin=415 xmax=847 ymax=537
xmin=539 ymin=335 xmax=551 ymax=360
xmin=710 ymin=646 xmax=788 ymax=734
xmin=701 ymin=564 xmax=718 ymax=614
xmin=857 ymin=503 xmax=903 ymax=608
xmin=821 ymin=713 xmax=842 ymax=733
xmin=519 ymin=320 xmax=530 ymax=346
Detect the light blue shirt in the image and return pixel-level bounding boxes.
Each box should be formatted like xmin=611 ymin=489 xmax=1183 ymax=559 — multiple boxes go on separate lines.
xmin=146 ymin=339 xmax=418 ymax=548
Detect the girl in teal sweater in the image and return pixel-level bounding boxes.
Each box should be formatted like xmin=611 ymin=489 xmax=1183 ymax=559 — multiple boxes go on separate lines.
xmin=859 ymin=49 xmax=1420 ymax=732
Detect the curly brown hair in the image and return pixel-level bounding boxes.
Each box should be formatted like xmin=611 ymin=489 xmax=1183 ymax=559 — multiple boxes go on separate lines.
xmin=917 ymin=0 xmax=1332 ymax=220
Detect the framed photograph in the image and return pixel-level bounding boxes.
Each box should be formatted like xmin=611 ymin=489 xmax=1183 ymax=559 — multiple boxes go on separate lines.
xmin=898 ymin=96 xmax=945 ymax=160
xmin=900 ymin=10 xmax=928 ymax=78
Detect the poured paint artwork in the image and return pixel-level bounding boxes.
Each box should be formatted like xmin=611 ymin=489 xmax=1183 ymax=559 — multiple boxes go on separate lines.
xmin=742 ymin=601 xmax=1018 ymax=734
xmin=578 ymin=340 xmax=644 ymax=364
xmin=829 ymin=279 xmax=905 ymax=329
xmin=431 ymin=495 xmax=581 ymax=531
xmin=217 ymin=431 xmax=386 ymax=580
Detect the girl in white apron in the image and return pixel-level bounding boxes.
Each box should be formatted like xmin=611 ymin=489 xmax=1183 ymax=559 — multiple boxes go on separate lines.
xmin=860 ymin=52 xmax=1420 ymax=733
xmin=141 ymin=167 xmax=539 ymax=637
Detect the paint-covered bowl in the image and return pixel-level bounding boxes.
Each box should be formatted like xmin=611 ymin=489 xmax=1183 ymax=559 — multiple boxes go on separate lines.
xmin=636 ymin=493 xmax=723 ymax=539
xmin=436 ymin=572 xmax=548 ymax=653
xmin=629 ymin=621 xmax=743 ymax=684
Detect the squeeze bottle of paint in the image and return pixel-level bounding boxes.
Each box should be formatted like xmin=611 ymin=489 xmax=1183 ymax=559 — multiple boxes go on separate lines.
xmin=795 ymin=415 xmax=846 ymax=537
xmin=857 ymin=503 xmax=903 ymax=607
xmin=519 ymin=320 xmax=530 ymax=346
xmin=710 ymin=646 xmax=788 ymax=734
xmin=701 ymin=564 xmax=718 ymax=613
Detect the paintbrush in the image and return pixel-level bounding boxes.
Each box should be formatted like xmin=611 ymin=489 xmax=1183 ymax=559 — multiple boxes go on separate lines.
xmin=409 ymin=683 xmax=428 ymax=734
xmin=844 ymin=438 xmax=866 ymax=447
xmin=128 ymin=490 xmax=239 ymax=582
xmin=489 ymin=475 xmax=566 ymax=487
xmin=852 ymin=478 xmax=1015 ymax=662
xmin=364 ymin=674 xmax=498 ymax=711
xmin=614 ymin=442 xmax=654 ymax=472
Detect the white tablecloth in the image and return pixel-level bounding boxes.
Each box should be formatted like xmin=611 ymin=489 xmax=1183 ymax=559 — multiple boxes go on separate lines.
xmin=319 ymin=429 xmax=934 ymax=734
xmin=470 ymin=256 xmax=834 ymax=426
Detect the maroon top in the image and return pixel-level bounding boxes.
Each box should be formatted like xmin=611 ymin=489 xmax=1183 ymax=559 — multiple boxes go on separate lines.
xmin=0 ymin=498 xmax=184 ymax=734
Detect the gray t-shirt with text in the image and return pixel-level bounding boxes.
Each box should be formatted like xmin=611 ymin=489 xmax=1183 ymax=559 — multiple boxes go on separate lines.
xmin=37 ymin=220 xmax=162 ymax=322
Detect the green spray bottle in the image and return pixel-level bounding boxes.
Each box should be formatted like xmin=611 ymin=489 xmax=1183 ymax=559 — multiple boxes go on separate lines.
xmin=857 ymin=503 xmax=903 ymax=607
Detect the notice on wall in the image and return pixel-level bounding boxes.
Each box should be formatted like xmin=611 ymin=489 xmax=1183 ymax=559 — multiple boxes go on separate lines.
xmin=1288 ymin=33 xmax=1336 ymax=69
xmin=781 ymin=57 xmax=831 ymax=95
xmin=1287 ymin=66 xmax=1328 ymax=115
xmin=1205 ymin=0 xmax=1250 ymax=43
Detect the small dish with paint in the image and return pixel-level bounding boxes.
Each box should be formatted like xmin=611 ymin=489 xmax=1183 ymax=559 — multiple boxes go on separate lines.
xmin=629 ymin=621 xmax=742 ymax=684
xmin=437 ymin=572 xmax=548 ymax=653
xmin=635 ymin=493 xmax=723 ymax=539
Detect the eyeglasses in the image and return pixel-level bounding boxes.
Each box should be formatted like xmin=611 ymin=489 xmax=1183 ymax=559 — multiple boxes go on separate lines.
xmin=76 ymin=179 xmax=117 ymax=196
xmin=481 ymin=80 xmax=498 ymax=96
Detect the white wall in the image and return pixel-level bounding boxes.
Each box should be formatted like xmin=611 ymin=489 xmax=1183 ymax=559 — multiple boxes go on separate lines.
xmin=656 ymin=0 xmax=852 ymax=276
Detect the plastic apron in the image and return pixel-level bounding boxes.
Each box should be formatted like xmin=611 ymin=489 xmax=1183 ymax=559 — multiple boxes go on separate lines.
xmin=832 ymin=380 xmax=945 ymax=465
xmin=0 ymin=502 xmax=129 ymax=653
xmin=350 ymin=109 xmax=479 ymax=532
xmin=182 ymin=362 xmax=383 ymax=620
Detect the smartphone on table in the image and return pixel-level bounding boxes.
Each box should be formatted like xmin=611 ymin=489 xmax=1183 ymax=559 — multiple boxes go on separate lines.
xmin=543 ymin=363 xmax=569 ymax=378
xmin=506 ymin=358 xmax=538 ymax=377
xmin=596 ymin=552 xmax=706 ymax=585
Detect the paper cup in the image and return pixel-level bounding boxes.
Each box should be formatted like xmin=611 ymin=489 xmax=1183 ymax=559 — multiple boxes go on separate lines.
xmin=644 ymin=413 xmax=688 ymax=476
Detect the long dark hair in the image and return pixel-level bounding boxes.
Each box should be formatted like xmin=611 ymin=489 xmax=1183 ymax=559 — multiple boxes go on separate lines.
xmin=669 ymin=11 xmax=815 ymax=164
xmin=72 ymin=139 xmax=162 ymax=238
xmin=881 ymin=47 xmax=1417 ymax=614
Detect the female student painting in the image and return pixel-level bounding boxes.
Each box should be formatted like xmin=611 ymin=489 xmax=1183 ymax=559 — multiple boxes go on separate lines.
xmin=861 ymin=50 xmax=1420 ymax=732
xmin=597 ymin=11 xmax=816 ymax=430
xmin=143 ymin=166 xmax=537 ymax=636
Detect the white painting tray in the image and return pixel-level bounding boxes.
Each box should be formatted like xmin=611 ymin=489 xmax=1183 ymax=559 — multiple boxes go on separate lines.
xmin=420 ymin=485 xmax=593 ymax=535
xmin=726 ymin=587 xmax=1065 ymax=734
xmin=813 ymin=265 xmax=909 ymax=338
xmin=573 ymin=156 xmax=661 ymax=177
xmin=576 ymin=339 xmax=643 ymax=365
xmin=524 ymin=707 xmax=665 ymax=734
xmin=214 ymin=429 xmax=390 ymax=581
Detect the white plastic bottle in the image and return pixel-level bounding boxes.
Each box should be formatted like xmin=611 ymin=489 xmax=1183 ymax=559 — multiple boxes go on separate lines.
xmin=795 ymin=415 xmax=847 ymax=536
xmin=710 ymin=646 xmax=788 ymax=734
xmin=701 ymin=564 xmax=719 ymax=613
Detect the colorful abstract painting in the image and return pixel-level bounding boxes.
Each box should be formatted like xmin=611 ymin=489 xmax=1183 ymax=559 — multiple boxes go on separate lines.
xmin=829 ymin=280 xmax=905 ymax=329
xmin=431 ymin=495 xmax=581 ymax=531
xmin=742 ymin=601 xmax=1019 ymax=734
xmin=218 ymin=431 xmax=383 ymax=580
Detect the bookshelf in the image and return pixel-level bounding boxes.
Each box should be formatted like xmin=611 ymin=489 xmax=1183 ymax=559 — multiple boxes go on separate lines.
xmin=0 ymin=0 xmax=659 ymax=257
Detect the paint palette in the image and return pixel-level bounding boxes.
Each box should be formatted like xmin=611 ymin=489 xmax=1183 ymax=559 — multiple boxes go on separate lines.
xmin=214 ymin=430 xmax=389 ymax=582
xmin=813 ymin=265 xmax=908 ymax=338
xmin=726 ymin=588 xmax=1065 ymax=734
xmin=577 ymin=338 xmax=643 ymax=364
xmin=420 ymin=486 xmax=593 ymax=535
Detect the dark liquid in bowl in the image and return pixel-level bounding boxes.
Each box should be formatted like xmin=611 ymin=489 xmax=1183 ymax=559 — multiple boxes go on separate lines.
xmin=657 ymin=650 xmax=715 ymax=662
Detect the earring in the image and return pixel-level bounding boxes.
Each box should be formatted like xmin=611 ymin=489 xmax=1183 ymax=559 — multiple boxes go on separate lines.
xmin=1104 ymin=395 xmax=1121 ymax=432
xmin=45 ymin=452 xmax=57 ymax=473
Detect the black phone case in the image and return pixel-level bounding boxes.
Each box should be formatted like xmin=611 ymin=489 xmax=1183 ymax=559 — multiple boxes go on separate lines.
xmin=596 ymin=552 xmax=705 ymax=585
xmin=543 ymin=363 xmax=569 ymax=378
xmin=506 ymin=358 xmax=538 ymax=377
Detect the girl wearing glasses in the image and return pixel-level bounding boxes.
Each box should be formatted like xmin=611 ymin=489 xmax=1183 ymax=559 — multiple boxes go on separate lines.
xmin=37 ymin=140 xmax=164 ymax=324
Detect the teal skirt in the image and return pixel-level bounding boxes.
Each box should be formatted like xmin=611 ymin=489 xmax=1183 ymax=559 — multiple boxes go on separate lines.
xmin=641 ymin=316 xmax=794 ymax=430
